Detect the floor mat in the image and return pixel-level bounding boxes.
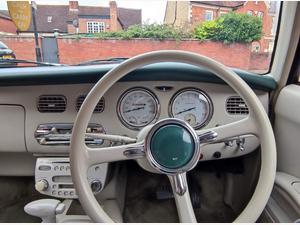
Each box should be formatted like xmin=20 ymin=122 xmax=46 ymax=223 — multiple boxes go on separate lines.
xmin=0 ymin=177 xmax=46 ymax=223
xmin=123 ymin=161 xmax=237 ymax=223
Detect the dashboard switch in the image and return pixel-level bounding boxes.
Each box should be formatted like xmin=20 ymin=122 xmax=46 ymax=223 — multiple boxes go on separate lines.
xmin=35 ymin=179 xmax=49 ymax=192
xmin=236 ymin=138 xmax=245 ymax=151
xmin=90 ymin=180 xmax=102 ymax=193
xmin=213 ymin=151 xmax=221 ymax=159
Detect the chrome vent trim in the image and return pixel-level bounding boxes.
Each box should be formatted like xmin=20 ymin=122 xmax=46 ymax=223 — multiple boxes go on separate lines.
xmin=37 ymin=95 xmax=67 ymax=113
xmin=226 ymin=96 xmax=249 ymax=115
xmin=76 ymin=95 xmax=105 ymax=113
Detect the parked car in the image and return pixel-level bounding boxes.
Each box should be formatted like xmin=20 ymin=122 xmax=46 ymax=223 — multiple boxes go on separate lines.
xmin=0 ymin=41 xmax=16 ymax=67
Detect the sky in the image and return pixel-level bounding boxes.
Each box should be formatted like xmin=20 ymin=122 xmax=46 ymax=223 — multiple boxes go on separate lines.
xmin=0 ymin=0 xmax=167 ymax=23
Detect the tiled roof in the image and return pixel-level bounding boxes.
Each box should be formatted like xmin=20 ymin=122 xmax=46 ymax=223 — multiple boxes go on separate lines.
xmin=118 ymin=7 xmax=142 ymax=29
xmin=192 ymin=1 xmax=245 ymax=8
xmin=29 ymin=5 xmax=69 ymax=33
xmin=1 ymin=4 xmax=141 ymax=33
xmin=0 ymin=10 xmax=11 ymax=20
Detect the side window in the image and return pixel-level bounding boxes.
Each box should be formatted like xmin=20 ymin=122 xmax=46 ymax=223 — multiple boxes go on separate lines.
xmin=204 ymin=10 xmax=213 ymax=21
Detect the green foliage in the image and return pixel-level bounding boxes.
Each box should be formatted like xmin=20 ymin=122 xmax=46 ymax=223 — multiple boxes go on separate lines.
xmin=193 ymin=20 xmax=220 ymax=40
xmin=194 ymin=12 xmax=263 ymax=43
xmin=84 ymin=23 xmax=191 ymax=40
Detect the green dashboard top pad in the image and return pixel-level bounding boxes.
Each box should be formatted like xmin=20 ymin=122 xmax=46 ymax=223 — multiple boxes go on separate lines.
xmin=0 ymin=62 xmax=277 ymax=91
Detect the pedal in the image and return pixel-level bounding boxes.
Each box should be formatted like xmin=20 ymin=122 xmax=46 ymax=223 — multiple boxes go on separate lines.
xmin=156 ymin=185 xmax=173 ymax=200
xmin=188 ymin=176 xmax=202 ymax=208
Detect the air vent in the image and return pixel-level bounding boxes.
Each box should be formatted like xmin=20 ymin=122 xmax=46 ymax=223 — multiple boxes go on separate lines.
xmin=37 ymin=95 xmax=67 ymax=113
xmin=226 ymin=96 xmax=249 ymax=115
xmin=76 ymin=95 xmax=105 ymax=113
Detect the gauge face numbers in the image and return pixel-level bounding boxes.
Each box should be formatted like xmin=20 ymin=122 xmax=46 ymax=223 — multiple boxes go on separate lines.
xmin=170 ymin=89 xmax=212 ymax=129
xmin=118 ymin=89 xmax=159 ymax=129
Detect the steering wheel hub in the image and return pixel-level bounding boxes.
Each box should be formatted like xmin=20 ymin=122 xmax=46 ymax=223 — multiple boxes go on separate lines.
xmin=145 ymin=118 xmax=201 ymax=175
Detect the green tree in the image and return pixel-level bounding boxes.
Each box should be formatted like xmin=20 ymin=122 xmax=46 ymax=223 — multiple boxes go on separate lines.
xmin=194 ymin=12 xmax=263 ymax=43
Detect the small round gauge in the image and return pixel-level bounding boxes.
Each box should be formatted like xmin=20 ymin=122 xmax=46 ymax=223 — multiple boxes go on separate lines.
xmin=170 ymin=88 xmax=213 ymax=129
xmin=118 ymin=88 xmax=160 ymax=129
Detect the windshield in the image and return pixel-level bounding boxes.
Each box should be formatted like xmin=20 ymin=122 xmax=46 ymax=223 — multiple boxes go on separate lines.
xmin=0 ymin=0 xmax=280 ymax=73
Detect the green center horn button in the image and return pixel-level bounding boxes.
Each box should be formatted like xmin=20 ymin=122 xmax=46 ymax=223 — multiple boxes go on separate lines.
xmin=150 ymin=124 xmax=195 ymax=169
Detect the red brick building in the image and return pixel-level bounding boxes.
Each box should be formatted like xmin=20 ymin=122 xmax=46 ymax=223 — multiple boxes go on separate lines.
xmin=0 ymin=10 xmax=16 ymax=34
xmin=0 ymin=1 xmax=141 ymax=35
xmin=165 ymin=1 xmax=279 ymax=53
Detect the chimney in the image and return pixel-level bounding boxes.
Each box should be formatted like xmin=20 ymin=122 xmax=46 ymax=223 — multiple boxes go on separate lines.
xmin=69 ymin=1 xmax=79 ymax=11
xmin=110 ymin=1 xmax=118 ymax=31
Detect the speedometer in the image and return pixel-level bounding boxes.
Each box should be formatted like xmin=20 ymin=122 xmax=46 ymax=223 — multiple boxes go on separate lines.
xmin=170 ymin=88 xmax=213 ymax=129
xmin=117 ymin=88 xmax=160 ymax=130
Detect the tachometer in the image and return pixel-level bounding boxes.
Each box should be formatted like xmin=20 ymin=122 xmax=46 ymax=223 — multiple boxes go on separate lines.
xmin=118 ymin=88 xmax=159 ymax=129
xmin=170 ymin=88 xmax=213 ymax=129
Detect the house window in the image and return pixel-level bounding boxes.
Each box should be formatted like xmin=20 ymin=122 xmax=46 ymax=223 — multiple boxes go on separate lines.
xmin=87 ymin=22 xmax=105 ymax=33
xmin=219 ymin=11 xmax=227 ymax=16
xmin=257 ymin=11 xmax=264 ymax=18
xmin=247 ymin=10 xmax=253 ymax=16
xmin=47 ymin=16 xmax=52 ymax=23
xmin=204 ymin=10 xmax=213 ymax=21
xmin=251 ymin=42 xmax=261 ymax=53
xmin=254 ymin=1 xmax=259 ymax=5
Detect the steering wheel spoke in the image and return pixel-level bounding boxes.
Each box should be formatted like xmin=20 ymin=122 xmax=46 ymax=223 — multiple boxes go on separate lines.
xmin=85 ymin=141 xmax=145 ymax=166
xmin=197 ymin=116 xmax=258 ymax=146
xmin=168 ymin=173 xmax=197 ymax=223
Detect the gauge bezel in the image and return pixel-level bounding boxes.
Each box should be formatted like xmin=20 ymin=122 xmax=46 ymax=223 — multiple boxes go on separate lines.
xmin=117 ymin=87 xmax=160 ymax=130
xmin=169 ymin=88 xmax=213 ymax=129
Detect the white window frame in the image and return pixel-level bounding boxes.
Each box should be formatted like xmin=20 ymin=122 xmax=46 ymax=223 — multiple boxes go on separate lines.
xmin=257 ymin=11 xmax=264 ymax=18
xmin=87 ymin=22 xmax=105 ymax=33
xmin=219 ymin=11 xmax=227 ymax=16
xmin=47 ymin=16 xmax=52 ymax=23
xmin=247 ymin=10 xmax=253 ymax=16
xmin=204 ymin=10 xmax=213 ymax=21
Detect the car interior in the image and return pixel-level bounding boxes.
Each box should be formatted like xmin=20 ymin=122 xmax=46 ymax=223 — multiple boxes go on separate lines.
xmin=0 ymin=0 xmax=299 ymax=223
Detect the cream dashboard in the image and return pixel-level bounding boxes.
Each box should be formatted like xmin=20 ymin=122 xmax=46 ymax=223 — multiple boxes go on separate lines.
xmin=0 ymin=80 xmax=268 ymax=163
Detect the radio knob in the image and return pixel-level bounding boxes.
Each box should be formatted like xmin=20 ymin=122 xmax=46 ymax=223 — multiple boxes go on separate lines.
xmin=35 ymin=179 xmax=49 ymax=192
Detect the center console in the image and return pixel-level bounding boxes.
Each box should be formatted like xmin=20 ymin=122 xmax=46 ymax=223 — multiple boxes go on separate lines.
xmin=35 ymin=158 xmax=108 ymax=199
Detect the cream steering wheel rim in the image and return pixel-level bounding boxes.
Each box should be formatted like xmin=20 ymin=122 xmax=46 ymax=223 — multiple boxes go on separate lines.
xmin=70 ymin=50 xmax=276 ymax=223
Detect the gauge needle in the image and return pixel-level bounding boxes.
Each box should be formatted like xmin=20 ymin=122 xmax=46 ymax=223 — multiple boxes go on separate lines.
xmin=124 ymin=107 xmax=145 ymax=113
xmin=175 ymin=107 xmax=196 ymax=115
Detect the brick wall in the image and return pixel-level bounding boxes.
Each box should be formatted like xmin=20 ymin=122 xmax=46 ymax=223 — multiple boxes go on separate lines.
xmin=249 ymin=52 xmax=271 ymax=72
xmin=0 ymin=17 xmax=17 ymax=34
xmin=57 ymin=38 xmax=252 ymax=69
xmin=0 ymin=36 xmax=36 ymax=60
xmin=0 ymin=36 xmax=270 ymax=72
xmin=191 ymin=1 xmax=275 ymax=53
xmin=191 ymin=5 xmax=230 ymax=26
xmin=235 ymin=1 xmax=273 ymax=52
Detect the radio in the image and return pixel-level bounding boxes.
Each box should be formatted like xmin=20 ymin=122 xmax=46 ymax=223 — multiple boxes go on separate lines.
xmin=35 ymin=158 xmax=108 ymax=199
xmin=35 ymin=123 xmax=105 ymax=146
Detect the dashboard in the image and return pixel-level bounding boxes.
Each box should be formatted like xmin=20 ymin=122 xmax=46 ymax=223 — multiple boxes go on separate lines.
xmin=0 ymin=80 xmax=267 ymax=156
xmin=0 ymin=63 xmax=274 ymax=176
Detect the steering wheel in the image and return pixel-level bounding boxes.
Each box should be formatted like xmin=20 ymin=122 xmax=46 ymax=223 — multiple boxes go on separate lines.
xmin=70 ymin=50 xmax=276 ymax=222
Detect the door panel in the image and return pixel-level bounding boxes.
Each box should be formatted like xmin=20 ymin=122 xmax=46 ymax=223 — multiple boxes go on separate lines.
xmin=263 ymin=84 xmax=300 ymax=222
xmin=275 ymin=84 xmax=300 ymax=178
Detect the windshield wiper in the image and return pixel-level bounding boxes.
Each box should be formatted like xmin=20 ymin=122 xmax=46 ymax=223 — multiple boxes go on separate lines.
xmin=74 ymin=57 xmax=128 ymax=66
xmin=0 ymin=58 xmax=66 ymax=67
